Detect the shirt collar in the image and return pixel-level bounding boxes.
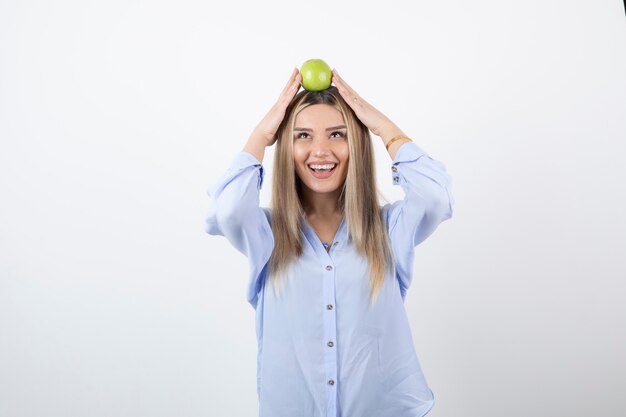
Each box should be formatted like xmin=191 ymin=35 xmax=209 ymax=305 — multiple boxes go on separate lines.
xmin=302 ymin=216 xmax=348 ymax=257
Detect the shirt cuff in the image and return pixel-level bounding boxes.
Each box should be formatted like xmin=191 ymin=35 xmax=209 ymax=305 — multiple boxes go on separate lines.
xmin=391 ymin=140 xmax=428 ymax=164
xmin=390 ymin=140 xmax=428 ymax=185
xmin=230 ymin=151 xmax=265 ymax=190
xmin=234 ymin=151 xmax=263 ymax=167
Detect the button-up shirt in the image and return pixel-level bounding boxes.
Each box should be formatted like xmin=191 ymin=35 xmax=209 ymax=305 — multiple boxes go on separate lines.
xmin=204 ymin=140 xmax=454 ymax=417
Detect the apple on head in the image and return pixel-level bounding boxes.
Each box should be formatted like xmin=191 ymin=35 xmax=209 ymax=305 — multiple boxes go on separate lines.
xmin=299 ymin=59 xmax=332 ymax=91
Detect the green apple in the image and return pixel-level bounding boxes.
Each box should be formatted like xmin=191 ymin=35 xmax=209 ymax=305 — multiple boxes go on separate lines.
xmin=299 ymin=59 xmax=332 ymax=91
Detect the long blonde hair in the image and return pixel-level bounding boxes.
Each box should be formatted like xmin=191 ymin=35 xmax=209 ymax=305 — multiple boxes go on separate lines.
xmin=268 ymin=86 xmax=394 ymax=306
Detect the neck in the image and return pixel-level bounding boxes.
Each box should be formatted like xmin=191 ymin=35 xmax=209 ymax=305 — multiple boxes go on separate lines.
xmin=302 ymin=187 xmax=343 ymax=219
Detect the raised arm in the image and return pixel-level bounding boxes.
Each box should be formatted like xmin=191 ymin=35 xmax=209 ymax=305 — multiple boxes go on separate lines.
xmin=203 ymin=68 xmax=302 ymax=308
xmin=382 ymin=141 xmax=454 ymax=298
xmin=332 ymin=69 xmax=455 ymax=298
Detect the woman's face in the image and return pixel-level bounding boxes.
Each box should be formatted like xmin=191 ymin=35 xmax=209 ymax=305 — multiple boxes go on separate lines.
xmin=292 ymin=104 xmax=349 ymax=196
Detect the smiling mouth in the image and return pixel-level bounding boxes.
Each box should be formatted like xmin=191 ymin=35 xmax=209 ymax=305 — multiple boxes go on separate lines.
xmin=307 ymin=163 xmax=337 ymax=178
xmin=308 ymin=163 xmax=337 ymax=172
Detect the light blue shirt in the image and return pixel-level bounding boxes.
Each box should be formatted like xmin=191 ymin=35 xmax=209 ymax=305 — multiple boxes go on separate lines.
xmin=204 ymin=140 xmax=454 ymax=417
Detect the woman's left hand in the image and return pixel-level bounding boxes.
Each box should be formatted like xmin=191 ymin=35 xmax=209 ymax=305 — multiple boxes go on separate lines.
xmin=332 ymin=69 xmax=403 ymax=139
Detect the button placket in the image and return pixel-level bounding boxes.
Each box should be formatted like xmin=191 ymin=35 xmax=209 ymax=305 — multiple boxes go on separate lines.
xmin=322 ymin=261 xmax=338 ymax=404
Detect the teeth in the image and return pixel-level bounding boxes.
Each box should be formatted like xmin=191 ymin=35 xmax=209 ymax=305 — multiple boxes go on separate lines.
xmin=309 ymin=164 xmax=336 ymax=170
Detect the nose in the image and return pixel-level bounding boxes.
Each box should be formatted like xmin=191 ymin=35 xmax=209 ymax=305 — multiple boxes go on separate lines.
xmin=312 ymin=138 xmax=332 ymax=156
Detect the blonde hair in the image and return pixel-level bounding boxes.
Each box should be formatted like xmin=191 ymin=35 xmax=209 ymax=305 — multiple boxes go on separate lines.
xmin=268 ymin=86 xmax=394 ymax=306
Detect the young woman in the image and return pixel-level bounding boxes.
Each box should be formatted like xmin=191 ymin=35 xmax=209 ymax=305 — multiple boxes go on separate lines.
xmin=204 ymin=67 xmax=454 ymax=417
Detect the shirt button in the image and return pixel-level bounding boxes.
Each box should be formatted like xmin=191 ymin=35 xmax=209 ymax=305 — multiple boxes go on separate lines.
xmin=327 ymin=341 xmax=334 ymax=347
xmin=328 ymin=379 xmax=335 ymax=385
xmin=326 ymin=304 xmax=333 ymax=310
xmin=333 ymin=242 xmax=338 ymax=246
xmin=326 ymin=265 xmax=333 ymax=271
xmin=392 ymin=166 xmax=398 ymax=172
xmin=393 ymin=176 xmax=399 ymax=183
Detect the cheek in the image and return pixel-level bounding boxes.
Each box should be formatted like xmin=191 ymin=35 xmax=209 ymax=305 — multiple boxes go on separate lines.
xmin=292 ymin=146 xmax=304 ymax=164
xmin=339 ymin=146 xmax=349 ymax=176
xmin=292 ymin=147 xmax=309 ymax=177
xmin=338 ymin=143 xmax=350 ymax=163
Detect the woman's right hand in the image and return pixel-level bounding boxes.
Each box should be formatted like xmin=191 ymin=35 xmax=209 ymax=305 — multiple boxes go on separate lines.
xmin=251 ymin=67 xmax=302 ymax=147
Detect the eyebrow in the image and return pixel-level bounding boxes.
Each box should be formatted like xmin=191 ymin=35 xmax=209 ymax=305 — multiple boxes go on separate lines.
xmin=293 ymin=125 xmax=347 ymax=132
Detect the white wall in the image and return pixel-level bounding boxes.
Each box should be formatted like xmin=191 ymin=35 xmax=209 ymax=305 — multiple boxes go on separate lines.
xmin=1 ymin=1 xmax=625 ymax=416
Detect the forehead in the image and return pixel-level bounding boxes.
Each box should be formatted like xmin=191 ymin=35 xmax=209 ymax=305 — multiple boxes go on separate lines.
xmin=294 ymin=104 xmax=344 ymax=127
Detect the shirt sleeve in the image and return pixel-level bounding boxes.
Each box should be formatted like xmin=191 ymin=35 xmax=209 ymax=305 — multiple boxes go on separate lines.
xmin=382 ymin=140 xmax=455 ymax=300
xmin=203 ymin=151 xmax=275 ymax=309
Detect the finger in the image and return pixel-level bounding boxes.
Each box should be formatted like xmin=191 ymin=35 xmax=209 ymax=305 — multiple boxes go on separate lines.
xmin=332 ymin=69 xmax=355 ymax=95
xmin=331 ymin=70 xmax=351 ymax=100
xmin=279 ymin=67 xmax=300 ymax=97
xmin=333 ymin=69 xmax=367 ymax=111
xmin=332 ymin=70 xmax=361 ymax=105
xmin=283 ymin=72 xmax=301 ymax=101
xmin=276 ymin=70 xmax=301 ymax=108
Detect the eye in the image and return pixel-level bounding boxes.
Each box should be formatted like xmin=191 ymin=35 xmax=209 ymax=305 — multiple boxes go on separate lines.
xmin=330 ymin=131 xmax=347 ymax=139
xmin=295 ymin=132 xmax=310 ymax=139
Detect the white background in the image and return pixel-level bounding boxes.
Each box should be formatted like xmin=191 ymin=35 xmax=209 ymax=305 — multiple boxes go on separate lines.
xmin=1 ymin=1 xmax=625 ymax=416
